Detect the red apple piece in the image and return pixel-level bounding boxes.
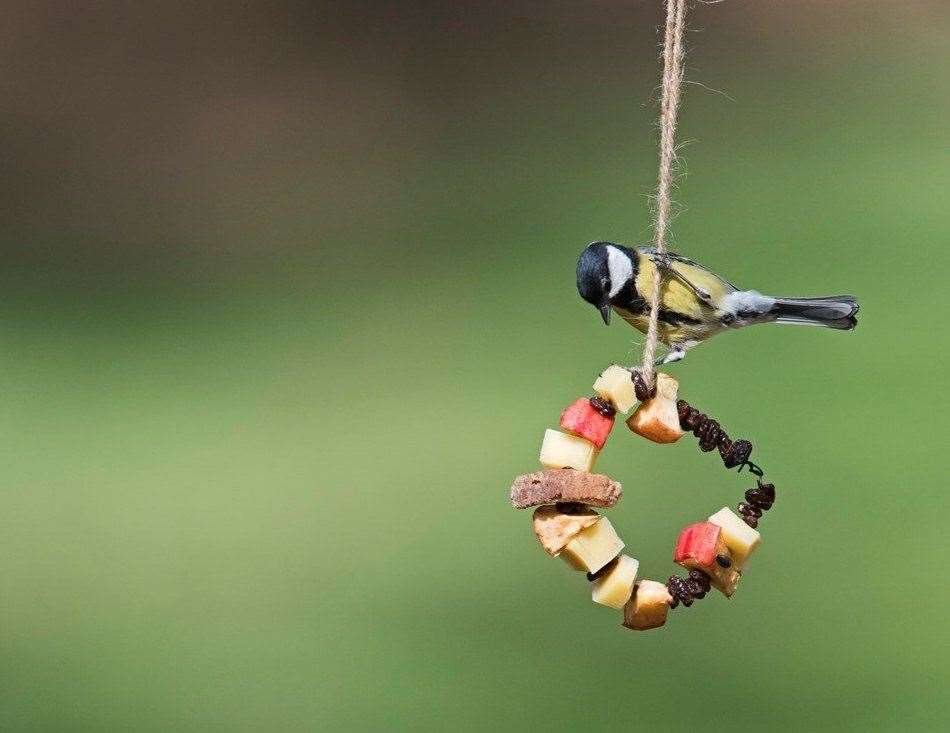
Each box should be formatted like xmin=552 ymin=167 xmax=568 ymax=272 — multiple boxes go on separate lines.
xmin=560 ymin=398 xmax=615 ymax=450
xmin=673 ymin=521 xmax=741 ymax=597
xmin=674 ymin=522 xmax=721 ymax=567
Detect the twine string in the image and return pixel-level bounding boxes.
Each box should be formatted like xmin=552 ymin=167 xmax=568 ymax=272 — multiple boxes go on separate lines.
xmin=641 ymin=0 xmax=688 ymax=387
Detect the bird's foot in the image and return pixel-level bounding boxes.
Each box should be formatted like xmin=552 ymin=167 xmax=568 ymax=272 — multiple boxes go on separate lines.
xmin=657 ymin=345 xmax=687 ymax=365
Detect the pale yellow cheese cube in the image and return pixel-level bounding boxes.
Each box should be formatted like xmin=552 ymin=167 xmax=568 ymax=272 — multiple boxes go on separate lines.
xmin=559 ymin=517 xmax=624 ymax=573
xmin=539 ymin=429 xmax=598 ymax=471
xmin=709 ymin=506 xmax=761 ymax=570
xmin=591 ymin=554 xmax=639 ymax=609
xmin=592 ymin=364 xmax=637 ymax=413
xmin=654 ymin=371 xmax=679 ymax=401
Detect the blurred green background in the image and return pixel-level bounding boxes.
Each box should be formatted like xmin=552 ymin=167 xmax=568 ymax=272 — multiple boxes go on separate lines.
xmin=1 ymin=1 xmax=948 ymax=730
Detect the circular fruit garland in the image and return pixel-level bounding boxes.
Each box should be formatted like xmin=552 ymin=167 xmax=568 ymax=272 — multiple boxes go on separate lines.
xmin=508 ymin=365 xmax=776 ymax=630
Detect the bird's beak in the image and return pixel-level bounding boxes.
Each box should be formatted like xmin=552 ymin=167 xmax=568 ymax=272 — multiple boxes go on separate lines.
xmin=599 ymin=302 xmax=611 ymax=325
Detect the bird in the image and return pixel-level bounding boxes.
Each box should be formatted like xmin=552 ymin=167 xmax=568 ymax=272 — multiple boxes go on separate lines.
xmin=576 ymin=241 xmax=858 ymax=364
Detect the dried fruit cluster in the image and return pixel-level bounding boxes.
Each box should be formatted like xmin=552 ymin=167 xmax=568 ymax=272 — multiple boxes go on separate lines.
xmin=675 ymin=396 xmax=778 ymax=529
xmin=508 ymin=364 xmax=776 ymax=630
xmin=667 ymin=569 xmax=711 ymax=608
xmin=739 ymin=480 xmax=776 ymax=529
xmin=676 ymin=399 xmax=754 ymax=470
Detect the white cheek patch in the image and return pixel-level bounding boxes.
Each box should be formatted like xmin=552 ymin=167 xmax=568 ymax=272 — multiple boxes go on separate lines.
xmin=720 ymin=290 xmax=775 ymax=316
xmin=605 ymin=246 xmax=633 ymax=298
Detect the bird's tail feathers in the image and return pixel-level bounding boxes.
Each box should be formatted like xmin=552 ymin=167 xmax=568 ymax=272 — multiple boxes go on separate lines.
xmin=772 ymin=295 xmax=859 ymax=330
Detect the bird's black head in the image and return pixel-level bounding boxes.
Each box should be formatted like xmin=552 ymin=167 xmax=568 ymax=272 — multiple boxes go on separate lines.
xmin=576 ymin=241 xmax=635 ymax=325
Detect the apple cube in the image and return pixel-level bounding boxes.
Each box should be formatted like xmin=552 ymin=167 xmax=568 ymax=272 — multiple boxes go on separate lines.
xmin=559 ymin=517 xmax=624 ymax=574
xmin=539 ymin=429 xmax=598 ymax=471
xmin=626 ymin=372 xmax=684 ymax=444
xmin=532 ymin=504 xmax=601 ymax=557
xmin=622 ymin=580 xmax=673 ymax=631
xmin=673 ymin=522 xmax=721 ymax=566
xmin=560 ymin=398 xmax=615 ymax=449
xmin=709 ymin=506 xmax=761 ymax=570
xmin=592 ymin=365 xmax=637 ymax=414
xmin=673 ymin=521 xmax=741 ymax=597
xmin=591 ymin=554 xmax=639 ymax=609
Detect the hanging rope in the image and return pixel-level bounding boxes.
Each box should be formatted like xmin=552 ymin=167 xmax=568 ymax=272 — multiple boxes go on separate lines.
xmin=641 ymin=0 xmax=688 ymax=388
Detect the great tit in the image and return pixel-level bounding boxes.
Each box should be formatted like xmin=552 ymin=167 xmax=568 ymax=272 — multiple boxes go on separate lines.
xmin=576 ymin=241 xmax=858 ymax=364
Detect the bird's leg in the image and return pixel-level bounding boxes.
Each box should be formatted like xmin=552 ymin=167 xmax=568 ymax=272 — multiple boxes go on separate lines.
xmin=651 ymin=253 xmax=716 ymax=308
xmin=657 ymin=344 xmax=687 ymax=365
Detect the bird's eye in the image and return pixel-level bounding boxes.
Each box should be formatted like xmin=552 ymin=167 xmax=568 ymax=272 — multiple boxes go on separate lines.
xmin=601 ymin=277 xmax=610 ymax=290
